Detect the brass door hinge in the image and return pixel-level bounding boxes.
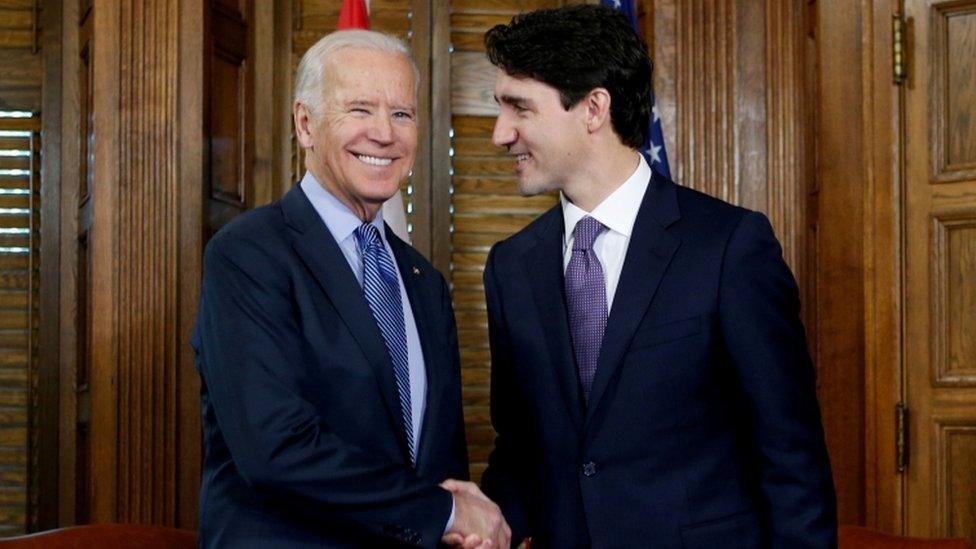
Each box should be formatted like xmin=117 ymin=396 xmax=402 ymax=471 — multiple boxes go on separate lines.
xmin=893 ymin=13 xmax=908 ymax=84
xmin=896 ymin=402 xmax=909 ymax=473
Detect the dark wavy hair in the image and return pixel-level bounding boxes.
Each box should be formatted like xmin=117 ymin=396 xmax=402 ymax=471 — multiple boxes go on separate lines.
xmin=484 ymin=4 xmax=652 ymax=149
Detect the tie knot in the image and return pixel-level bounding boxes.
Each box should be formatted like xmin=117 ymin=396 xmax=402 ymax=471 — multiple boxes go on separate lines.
xmin=355 ymin=223 xmax=382 ymax=254
xmin=572 ymin=216 xmax=607 ymax=252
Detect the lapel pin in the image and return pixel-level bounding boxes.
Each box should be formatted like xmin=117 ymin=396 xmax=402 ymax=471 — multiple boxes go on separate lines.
xmin=412 ymin=266 xmax=421 ymax=276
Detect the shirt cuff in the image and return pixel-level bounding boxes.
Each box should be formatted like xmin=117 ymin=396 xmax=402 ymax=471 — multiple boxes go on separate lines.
xmin=443 ymin=494 xmax=456 ymax=535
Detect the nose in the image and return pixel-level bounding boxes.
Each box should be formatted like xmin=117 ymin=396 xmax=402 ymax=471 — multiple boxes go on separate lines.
xmin=492 ymin=114 xmax=516 ymax=149
xmin=368 ymin=114 xmax=395 ymax=145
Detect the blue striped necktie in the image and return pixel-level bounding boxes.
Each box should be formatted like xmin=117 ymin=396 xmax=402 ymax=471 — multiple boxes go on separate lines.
xmin=355 ymin=223 xmax=415 ymax=464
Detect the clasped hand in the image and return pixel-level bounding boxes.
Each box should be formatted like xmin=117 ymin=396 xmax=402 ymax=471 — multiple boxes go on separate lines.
xmin=440 ymin=479 xmax=511 ymax=549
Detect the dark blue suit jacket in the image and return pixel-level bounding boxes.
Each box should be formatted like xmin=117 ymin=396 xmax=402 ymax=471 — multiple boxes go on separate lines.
xmin=481 ymin=173 xmax=836 ymax=548
xmin=192 ymin=185 xmax=468 ymax=548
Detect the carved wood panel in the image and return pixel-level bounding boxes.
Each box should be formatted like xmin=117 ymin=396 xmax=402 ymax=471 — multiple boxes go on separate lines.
xmin=932 ymin=3 xmax=976 ymax=181
xmin=935 ymin=422 xmax=976 ymax=542
xmin=931 ymin=210 xmax=976 ymax=387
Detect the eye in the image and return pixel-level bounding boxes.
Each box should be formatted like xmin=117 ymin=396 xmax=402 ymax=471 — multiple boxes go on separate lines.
xmin=350 ymin=107 xmax=370 ymax=115
xmin=393 ymin=111 xmax=414 ymax=120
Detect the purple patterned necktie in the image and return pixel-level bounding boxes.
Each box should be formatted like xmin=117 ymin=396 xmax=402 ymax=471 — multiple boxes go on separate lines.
xmin=566 ymin=215 xmax=609 ymax=402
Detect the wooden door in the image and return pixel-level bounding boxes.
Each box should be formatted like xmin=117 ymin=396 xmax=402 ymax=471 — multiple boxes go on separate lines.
xmin=902 ymin=0 xmax=976 ymax=543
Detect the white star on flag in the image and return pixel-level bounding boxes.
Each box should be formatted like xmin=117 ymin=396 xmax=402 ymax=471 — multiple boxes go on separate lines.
xmin=647 ymin=144 xmax=662 ymax=164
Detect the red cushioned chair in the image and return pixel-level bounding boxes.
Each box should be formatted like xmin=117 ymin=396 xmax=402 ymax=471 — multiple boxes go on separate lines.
xmin=0 ymin=524 xmax=195 ymax=548
xmin=840 ymin=525 xmax=972 ymax=549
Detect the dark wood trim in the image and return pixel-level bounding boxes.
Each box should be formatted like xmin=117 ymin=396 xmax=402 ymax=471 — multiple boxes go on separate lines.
xmin=408 ymin=0 xmax=433 ymax=259
xmin=271 ymin=0 xmax=292 ymax=200
xmin=177 ymin=0 xmax=205 ymax=530
xmin=57 ymin=0 xmax=81 ymax=525
xmin=36 ymin=0 xmax=64 ymax=532
xmin=253 ymin=0 xmax=274 ymax=207
xmin=429 ymin=0 xmax=452 ymax=275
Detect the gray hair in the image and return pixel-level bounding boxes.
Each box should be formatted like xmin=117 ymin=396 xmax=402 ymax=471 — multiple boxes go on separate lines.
xmin=294 ymin=30 xmax=420 ymax=116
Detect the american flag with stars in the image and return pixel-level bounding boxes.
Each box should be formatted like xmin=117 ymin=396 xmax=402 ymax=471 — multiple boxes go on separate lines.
xmin=600 ymin=0 xmax=671 ymax=179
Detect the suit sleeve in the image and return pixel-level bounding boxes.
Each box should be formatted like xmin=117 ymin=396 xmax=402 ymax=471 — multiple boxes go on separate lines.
xmin=196 ymin=232 xmax=452 ymax=548
xmin=479 ymin=245 xmax=531 ymax=547
xmin=718 ymin=211 xmax=837 ymax=548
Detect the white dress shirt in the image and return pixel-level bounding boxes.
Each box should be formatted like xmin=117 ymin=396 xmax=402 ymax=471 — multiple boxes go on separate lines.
xmin=561 ymin=154 xmax=652 ymax=312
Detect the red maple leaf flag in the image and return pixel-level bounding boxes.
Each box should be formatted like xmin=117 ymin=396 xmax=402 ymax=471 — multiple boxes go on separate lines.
xmin=337 ymin=0 xmax=370 ymax=30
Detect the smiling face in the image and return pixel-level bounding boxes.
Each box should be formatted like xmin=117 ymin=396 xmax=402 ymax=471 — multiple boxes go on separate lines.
xmin=295 ymin=47 xmax=417 ymax=220
xmin=492 ymin=72 xmax=588 ymax=196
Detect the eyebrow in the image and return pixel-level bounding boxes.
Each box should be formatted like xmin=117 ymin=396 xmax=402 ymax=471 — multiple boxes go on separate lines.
xmin=496 ymin=95 xmax=533 ymax=108
xmin=344 ymin=99 xmax=377 ymax=109
xmin=344 ymin=99 xmax=415 ymax=113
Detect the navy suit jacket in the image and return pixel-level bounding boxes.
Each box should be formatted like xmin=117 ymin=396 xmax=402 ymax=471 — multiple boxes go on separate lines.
xmin=192 ymin=185 xmax=468 ymax=548
xmin=481 ymin=173 xmax=836 ymax=548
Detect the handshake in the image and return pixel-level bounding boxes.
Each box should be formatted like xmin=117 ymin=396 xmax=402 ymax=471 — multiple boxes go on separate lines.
xmin=440 ymin=479 xmax=512 ymax=548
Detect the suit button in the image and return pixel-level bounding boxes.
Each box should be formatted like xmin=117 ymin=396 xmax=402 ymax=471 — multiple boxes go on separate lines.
xmin=582 ymin=461 xmax=597 ymax=477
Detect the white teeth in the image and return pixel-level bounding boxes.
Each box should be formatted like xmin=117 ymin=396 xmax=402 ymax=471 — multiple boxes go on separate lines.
xmin=356 ymin=154 xmax=392 ymax=166
xmin=516 ymin=153 xmax=530 ymax=163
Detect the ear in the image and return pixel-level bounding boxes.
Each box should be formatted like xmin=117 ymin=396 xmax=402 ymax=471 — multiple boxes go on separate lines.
xmin=583 ymin=88 xmax=612 ymax=134
xmin=293 ymin=101 xmax=315 ymax=149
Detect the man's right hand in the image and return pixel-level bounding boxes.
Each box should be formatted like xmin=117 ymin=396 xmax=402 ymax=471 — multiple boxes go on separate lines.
xmin=440 ymin=479 xmax=511 ymax=548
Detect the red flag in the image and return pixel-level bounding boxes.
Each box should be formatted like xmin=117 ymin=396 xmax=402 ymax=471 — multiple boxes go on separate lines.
xmin=337 ymin=0 xmax=369 ymax=29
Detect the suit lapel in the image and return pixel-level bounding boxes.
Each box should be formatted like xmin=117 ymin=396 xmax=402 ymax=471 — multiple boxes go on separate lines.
xmin=385 ymin=227 xmax=441 ymax=470
xmin=281 ymin=187 xmax=412 ymax=461
xmin=585 ymin=174 xmax=681 ymax=425
xmin=523 ymin=207 xmax=584 ymax=432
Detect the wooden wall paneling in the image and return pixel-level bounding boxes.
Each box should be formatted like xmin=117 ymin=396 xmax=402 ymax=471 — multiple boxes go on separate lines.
xmin=79 ymin=0 xmax=203 ymax=526
xmin=862 ymin=0 xmax=902 ymax=534
xmin=813 ymin=0 xmax=869 ymax=525
xmin=431 ymin=0 xmax=452 ymax=275
xmin=252 ymin=0 xmax=275 ymax=207
xmin=674 ymin=0 xmax=737 ymax=203
xmin=176 ymin=0 xmax=204 ymax=530
xmin=648 ymin=0 xmax=677 ymax=162
xmin=764 ymin=0 xmax=805 ymax=287
xmin=57 ymin=0 xmax=80 ymax=525
xmin=88 ymin=0 xmax=120 ymax=523
xmin=271 ymin=0 xmax=292 ymax=201
xmin=408 ymin=0 xmax=433 ymax=258
xmin=37 ymin=0 xmax=63 ymax=531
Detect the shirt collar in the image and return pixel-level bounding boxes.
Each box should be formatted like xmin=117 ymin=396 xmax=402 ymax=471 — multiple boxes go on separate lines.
xmin=561 ymin=153 xmax=651 ymax=246
xmin=300 ymin=171 xmax=386 ymax=246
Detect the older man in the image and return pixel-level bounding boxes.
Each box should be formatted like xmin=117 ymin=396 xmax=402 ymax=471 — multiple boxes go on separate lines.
xmin=192 ymin=30 xmax=507 ymax=548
